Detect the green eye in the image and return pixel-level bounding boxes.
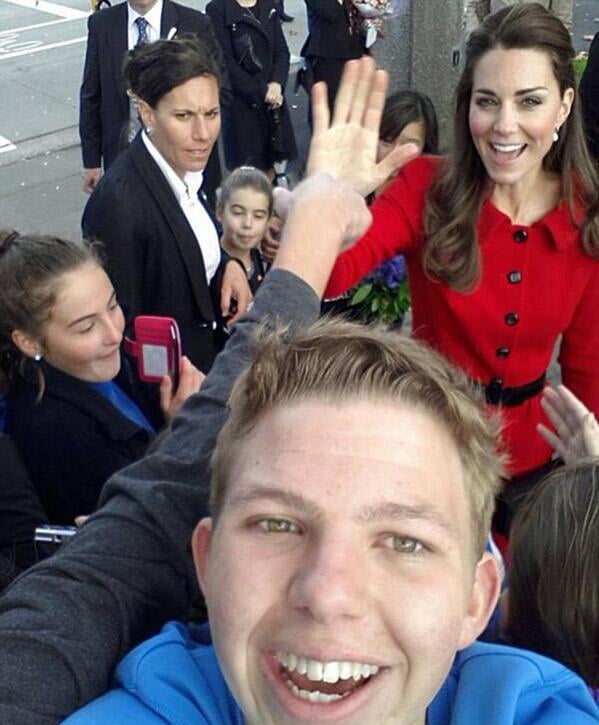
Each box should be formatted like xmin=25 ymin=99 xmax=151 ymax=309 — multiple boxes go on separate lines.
xmin=259 ymin=518 xmax=299 ymax=534
xmin=386 ymin=535 xmax=423 ymax=555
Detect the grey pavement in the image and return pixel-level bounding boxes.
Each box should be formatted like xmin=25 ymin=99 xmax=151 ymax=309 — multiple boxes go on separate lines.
xmin=0 ymin=0 xmax=598 ymax=239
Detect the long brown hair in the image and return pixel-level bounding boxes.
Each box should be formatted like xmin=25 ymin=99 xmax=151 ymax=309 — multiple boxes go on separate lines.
xmin=423 ymin=3 xmax=599 ymax=292
xmin=0 ymin=230 xmax=102 ymax=395
xmin=508 ymin=459 xmax=599 ymax=687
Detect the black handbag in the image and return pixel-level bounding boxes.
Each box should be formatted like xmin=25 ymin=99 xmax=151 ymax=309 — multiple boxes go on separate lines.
xmin=231 ymin=26 xmax=264 ymax=74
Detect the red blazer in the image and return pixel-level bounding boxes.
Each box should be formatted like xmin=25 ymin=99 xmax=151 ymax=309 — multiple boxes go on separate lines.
xmin=326 ymin=156 xmax=599 ymax=476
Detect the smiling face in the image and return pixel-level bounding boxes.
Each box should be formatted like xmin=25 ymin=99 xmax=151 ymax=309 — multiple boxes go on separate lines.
xmin=14 ymin=262 xmax=125 ymax=382
xmin=468 ymin=47 xmax=573 ymax=193
xmin=193 ymin=399 xmax=499 ymax=725
xmin=139 ymin=75 xmax=221 ymax=179
xmin=218 ymin=187 xmax=271 ymax=257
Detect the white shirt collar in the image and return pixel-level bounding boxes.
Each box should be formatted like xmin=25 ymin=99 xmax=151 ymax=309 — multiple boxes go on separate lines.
xmin=128 ymin=0 xmax=163 ymax=36
xmin=142 ymin=131 xmax=204 ymax=203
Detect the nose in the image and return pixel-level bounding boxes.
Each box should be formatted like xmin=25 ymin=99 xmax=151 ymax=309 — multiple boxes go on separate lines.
xmin=103 ymin=312 xmax=123 ymax=346
xmin=493 ymin=103 xmax=518 ymax=136
xmin=191 ymin=115 xmax=209 ymax=142
xmin=242 ymin=213 xmax=253 ymax=229
xmin=287 ymin=534 xmax=368 ymax=624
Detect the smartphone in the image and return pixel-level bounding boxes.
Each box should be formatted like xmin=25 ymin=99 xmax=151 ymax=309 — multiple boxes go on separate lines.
xmin=125 ymin=316 xmax=182 ymax=388
xmin=34 ymin=525 xmax=78 ymax=545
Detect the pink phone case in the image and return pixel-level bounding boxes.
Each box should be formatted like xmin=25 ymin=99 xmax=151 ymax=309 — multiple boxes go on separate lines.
xmin=124 ymin=316 xmax=182 ymax=386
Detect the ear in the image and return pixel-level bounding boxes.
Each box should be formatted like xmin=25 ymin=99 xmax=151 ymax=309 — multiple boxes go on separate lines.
xmin=192 ymin=517 xmax=213 ymax=596
xmin=215 ymin=204 xmax=223 ymax=223
xmin=136 ymin=98 xmax=154 ymax=133
xmin=11 ymin=329 xmax=42 ymax=359
xmin=558 ymin=86 xmax=575 ymax=128
xmin=456 ymin=552 xmax=501 ymax=650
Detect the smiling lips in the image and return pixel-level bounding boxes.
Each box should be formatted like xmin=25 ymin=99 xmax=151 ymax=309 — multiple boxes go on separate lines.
xmin=489 ymin=142 xmax=526 ymax=163
xmin=276 ymin=651 xmax=381 ymax=704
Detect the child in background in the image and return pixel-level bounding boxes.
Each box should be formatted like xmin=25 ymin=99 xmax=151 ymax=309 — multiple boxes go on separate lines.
xmin=217 ymin=167 xmax=273 ymax=294
xmin=503 ymin=385 xmax=599 ymax=704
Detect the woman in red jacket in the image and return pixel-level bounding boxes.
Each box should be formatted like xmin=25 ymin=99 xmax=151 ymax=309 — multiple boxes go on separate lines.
xmin=310 ymin=4 xmax=599 ymax=522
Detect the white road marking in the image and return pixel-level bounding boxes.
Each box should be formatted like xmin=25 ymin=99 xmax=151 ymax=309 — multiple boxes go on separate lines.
xmin=1 ymin=0 xmax=88 ymax=20
xmin=0 ymin=16 xmax=86 ymax=35
xmin=0 ymin=35 xmax=87 ymax=60
xmin=0 ymin=135 xmax=17 ymax=153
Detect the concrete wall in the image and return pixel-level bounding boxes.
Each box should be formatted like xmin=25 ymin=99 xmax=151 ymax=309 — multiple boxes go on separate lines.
xmin=372 ymin=0 xmax=472 ymax=150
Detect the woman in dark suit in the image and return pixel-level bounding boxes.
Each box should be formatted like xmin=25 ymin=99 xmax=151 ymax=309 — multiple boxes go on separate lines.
xmin=206 ymin=0 xmax=297 ymax=173
xmin=301 ymin=0 xmax=366 ymax=113
xmin=82 ymin=36 xmax=251 ymax=372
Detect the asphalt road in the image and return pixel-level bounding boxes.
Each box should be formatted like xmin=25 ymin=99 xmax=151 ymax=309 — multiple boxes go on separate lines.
xmin=0 ymin=0 xmax=598 ymax=239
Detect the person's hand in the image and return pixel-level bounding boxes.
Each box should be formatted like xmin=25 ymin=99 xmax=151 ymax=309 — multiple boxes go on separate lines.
xmin=220 ymin=259 xmax=253 ymax=326
xmin=272 ymin=172 xmax=372 ymax=296
xmin=261 ymin=213 xmax=283 ymax=264
xmin=159 ymin=356 xmax=205 ymax=422
xmin=265 ymin=81 xmax=283 ymax=107
xmin=83 ymin=167 xmax=102 ymax=195
xmin=307 ymin=57 xmax=420 ymax=197
xmin=537 ymin=384 xmax=599 ymax=464
xmin=74 ymin=516 xmax=89 ymax=527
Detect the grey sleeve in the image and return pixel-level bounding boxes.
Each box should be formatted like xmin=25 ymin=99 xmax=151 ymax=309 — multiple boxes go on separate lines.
xmin=0 ymin=269 xmax=319 ymax=725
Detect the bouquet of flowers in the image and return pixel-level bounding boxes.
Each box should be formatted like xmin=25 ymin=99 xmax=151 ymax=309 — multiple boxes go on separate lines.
xmin=349 ymin=255 xmax=410 ymax=326
xmin=352 ymin=0 xmax=393 ymax=46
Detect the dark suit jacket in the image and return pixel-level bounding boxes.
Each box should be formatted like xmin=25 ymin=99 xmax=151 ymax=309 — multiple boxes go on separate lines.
xmin=206 ymin=0 xmax=296 ymax=169
xmin=79 ymin=0 xmax=230 ymax=204
xmin=300 ymin=0 xmax=364 ymax=59
xmin=6 ymin=359 xmax=158 ymax=525
xmin=82 ymin=134 xmax=225 ymax=372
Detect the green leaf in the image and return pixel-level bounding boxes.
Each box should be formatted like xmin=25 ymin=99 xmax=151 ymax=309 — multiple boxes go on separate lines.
xmin=350 ymin=284 xmax=373 ymax=305
xmin=371 ymin=297 xmax=380 ymax=313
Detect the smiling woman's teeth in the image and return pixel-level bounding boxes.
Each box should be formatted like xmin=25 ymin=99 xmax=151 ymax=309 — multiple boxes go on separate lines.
xmin=491 ymin=143 xmax=525 ymax=153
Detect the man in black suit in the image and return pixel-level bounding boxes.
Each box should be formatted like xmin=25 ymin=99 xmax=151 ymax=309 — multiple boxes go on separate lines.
xmin=79 ymin=0 xmax=230 ymax=205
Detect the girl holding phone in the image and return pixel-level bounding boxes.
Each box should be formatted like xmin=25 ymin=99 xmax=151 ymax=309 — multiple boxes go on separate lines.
xmin=0 ymin=231 xmax=203 ymax=526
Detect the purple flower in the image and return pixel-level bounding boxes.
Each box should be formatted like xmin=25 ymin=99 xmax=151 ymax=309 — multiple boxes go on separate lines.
xmin=366 ymin=255 xmax=406 ymax=290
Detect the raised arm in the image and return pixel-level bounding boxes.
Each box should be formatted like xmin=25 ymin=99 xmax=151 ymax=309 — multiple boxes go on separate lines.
xmin=0 ymin=175 xmax=369 ymax=725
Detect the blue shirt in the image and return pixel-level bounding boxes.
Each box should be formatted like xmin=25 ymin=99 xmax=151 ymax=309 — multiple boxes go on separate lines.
xmin=64 ymin=621 xmax=599 ymax=725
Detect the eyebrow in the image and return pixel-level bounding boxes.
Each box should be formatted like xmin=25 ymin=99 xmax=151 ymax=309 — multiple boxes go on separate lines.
xmin=356 ymin=501 xmax=457 ymax=536
xmin=473 ymin=86 xmax=548 ymax=96
xmin=227 ymin=485 xmax=456 ymax=535
xmin=67 ymin=290 xmax=116 ymax=329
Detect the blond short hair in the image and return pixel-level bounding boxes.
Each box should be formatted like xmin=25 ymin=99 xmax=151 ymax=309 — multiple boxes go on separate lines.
xmin=210 ymin=318 xmax=505 ymax=557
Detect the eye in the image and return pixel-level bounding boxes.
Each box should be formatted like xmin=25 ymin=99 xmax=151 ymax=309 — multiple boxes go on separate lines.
xmin=206 ymin=109 xmax=220 ymax=119
xmin=258 ymin=518 xmax=300 ymax=534
xmin=175 ymin=112 xmax=191 ymax=120
xmin=521 ymin=96 xmax=542 ymax=108
xmin=382 ymin=534 xmax=425 ymax=555
xmin=474 ymin=96 xmax=496 ymax=108
xmin=77 ymin=322 xmax=95 ymax=334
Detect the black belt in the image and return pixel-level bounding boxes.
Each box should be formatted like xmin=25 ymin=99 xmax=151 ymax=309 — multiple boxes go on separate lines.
xmin=481 ymin=373 xmax=546 ymax=407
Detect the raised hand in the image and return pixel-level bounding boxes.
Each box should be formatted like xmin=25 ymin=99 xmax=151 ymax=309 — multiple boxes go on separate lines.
xmin=307 ymin=56 xmax=420 ymax=197
xmin=537 ymin=385 xmax=599 ymax=464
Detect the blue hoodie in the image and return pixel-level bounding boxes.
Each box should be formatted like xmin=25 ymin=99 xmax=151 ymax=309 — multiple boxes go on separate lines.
xmin=64 ymin=621 xmax=599 ymax=724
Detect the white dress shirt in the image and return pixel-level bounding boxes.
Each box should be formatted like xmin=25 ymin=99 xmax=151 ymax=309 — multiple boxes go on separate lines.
xmin=142 ymin=131 xmax=221 ymax=284
xmin=127 ymin=0 xmax=163 ymax=48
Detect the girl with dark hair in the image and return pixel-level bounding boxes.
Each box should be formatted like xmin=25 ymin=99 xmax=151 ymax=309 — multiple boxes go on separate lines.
xmin=0 ymin=231 xmax=203 ymax=525
xmin=312 ymin=4 xmax=599 ymax=504
xmin=506 ymin=458 xmax=599 ymax=701
xmin=82 ymin=36 xmax=252 ymax=374
xmin=216 ymin=167 xmax=273 ymax=293
xmin=374 ymin=89 xmax=439 ymax=198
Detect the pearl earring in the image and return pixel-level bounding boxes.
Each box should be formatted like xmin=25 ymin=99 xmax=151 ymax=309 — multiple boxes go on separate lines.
xmin=34 ymin=353 xmax=43 ymax=362
xmin=553 ymin=128 xmax=559 ymax=143
xmin=146 ymin=127 xmax=153 ymax=136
